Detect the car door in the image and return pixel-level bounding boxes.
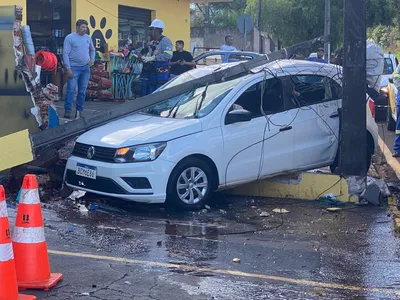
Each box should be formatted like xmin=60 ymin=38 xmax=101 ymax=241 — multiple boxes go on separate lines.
xmin=282 ymin=75 xmax=340 ymax=170
xmin=258 ymin=77 xmax=296 ymax=177
xmin=221 ymin=79 xmax=266 ymax=185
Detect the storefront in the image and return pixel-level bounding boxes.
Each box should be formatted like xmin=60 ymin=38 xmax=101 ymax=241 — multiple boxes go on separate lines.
xmin=2 ymin=0 xmax=191 ymax=56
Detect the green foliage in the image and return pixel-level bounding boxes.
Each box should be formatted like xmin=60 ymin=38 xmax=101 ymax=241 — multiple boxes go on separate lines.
xmin=194 ymin=0 xmax=400 ymax=51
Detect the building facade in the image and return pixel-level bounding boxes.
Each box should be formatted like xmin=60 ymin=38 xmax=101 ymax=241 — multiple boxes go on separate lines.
xmin=2 ymin=0 xmax=191 ymax=54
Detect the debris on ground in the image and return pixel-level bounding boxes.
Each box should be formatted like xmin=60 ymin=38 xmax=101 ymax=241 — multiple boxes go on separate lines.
xmin=204 ymin=205 xmax=211 ymax=210
xmin=232 ymin=258 xmax=241 ymax=263
xmin=316 ymin=194 xmax=345 ymax=207
xmin=68 ymin=190 xmax=86 ymax=201
xmin=358 ymin=224 xmax=367 ymax=232
xmin=200 ymin=209 xmax=208 ymax=214
xmin=326 ymin=207 xmax=341 ymax=212
xmin=219 ymin=209 xmax=227 ymax=215
xmin=157 ymin=241 xmax=162 ymax=247
xmin=361 ymin=183 xmax=382 ymax=206
xmin=259 ymin=211 xmax=270 ymax=217
xmin=78 ymin=204 xmax=89 ymax=215
xmin=272 ymin=208 xmax=289 ymax=214
xmin=88 ymin=204 xmax=99 ymax=211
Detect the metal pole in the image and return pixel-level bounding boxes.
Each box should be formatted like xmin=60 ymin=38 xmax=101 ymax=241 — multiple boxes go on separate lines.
xmin=324 ymin=0 xmax=331 ymax=62
xmin=244 ymin=22 xmax=247 ymax=51
xmin=258 ymin=0 xmax=262 ymax=52
xmin=340 ymin=0 xmax=367 ymax=176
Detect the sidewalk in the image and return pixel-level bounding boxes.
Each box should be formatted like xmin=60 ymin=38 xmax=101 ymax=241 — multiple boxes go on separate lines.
xmin=54 ymin=100 xmax=122 ymax=123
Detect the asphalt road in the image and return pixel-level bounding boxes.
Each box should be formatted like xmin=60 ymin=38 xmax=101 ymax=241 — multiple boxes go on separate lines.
xmin=7 ymin=193 xmax=400 ymax=300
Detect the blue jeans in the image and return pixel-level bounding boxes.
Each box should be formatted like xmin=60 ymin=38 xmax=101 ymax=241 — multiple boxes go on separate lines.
xmin=65 ymin=65 xmax=90 ymax=112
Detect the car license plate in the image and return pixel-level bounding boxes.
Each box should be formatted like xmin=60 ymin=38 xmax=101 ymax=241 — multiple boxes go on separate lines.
xmin=76 ymin=164 xmax=97 ymax=179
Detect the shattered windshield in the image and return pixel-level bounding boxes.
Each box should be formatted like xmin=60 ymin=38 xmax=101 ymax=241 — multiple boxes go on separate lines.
xmin=141 ymin=78 xmax=242 ymax=119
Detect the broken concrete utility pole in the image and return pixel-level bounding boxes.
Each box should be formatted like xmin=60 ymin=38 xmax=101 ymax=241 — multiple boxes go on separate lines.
xmin=30 ymin=35 xmax=329 ymax=153
xmin=340 ymin=0 xmax=367 ymax=176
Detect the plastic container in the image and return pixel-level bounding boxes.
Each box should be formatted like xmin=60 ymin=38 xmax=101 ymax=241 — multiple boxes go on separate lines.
xmin=22 ymin=25 xmax=35 ymax=55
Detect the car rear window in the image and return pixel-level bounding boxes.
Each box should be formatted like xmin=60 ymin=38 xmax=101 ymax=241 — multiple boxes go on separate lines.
xmin=384 ymin=58 xmax=394 ymax=75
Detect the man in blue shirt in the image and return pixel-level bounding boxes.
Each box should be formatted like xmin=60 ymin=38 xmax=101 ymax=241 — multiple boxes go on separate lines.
xmin=307 ymin=48 xmax=327 ymax=63
xmin=220 ymin=35 xmax=237 ymax=51
xmin=63 ymin=19 xmax=95 ymax=119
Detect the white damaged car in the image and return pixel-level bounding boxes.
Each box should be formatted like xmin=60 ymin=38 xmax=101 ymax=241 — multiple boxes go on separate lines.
xmin=65 ymin=60 xmax=378 ymax=209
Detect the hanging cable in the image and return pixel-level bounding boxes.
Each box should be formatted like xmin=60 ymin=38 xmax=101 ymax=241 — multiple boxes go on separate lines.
xmin=35 ymin=51 xmax=58 ymax=73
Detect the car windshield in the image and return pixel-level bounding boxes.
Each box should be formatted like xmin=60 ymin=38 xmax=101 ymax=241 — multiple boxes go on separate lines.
xmin=157 ymin=68 xmax=222 ymax=91
xmin=141 ymin=78 xmax=242 ymax=119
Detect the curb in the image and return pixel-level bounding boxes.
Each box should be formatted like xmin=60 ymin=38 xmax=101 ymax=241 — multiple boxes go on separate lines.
xmin=224 ymin=172 xmax=358 ymax=203
xmin=378 ymin=136 xmax=400 ymax=232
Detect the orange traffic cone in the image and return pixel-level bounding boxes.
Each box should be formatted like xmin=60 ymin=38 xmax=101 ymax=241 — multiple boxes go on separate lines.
xmin=12 ymin=174 xmax=62 ymax=291
xmin=0 ymin=185 xmax=36 ymax=300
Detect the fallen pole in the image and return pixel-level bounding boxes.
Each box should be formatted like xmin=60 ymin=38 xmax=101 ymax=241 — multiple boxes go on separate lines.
xmin=30 ymin=35 xmax=329 ymax=152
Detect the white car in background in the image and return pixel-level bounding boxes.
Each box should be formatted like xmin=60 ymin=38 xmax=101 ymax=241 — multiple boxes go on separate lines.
xmin=65 ymin=60 xmax=378 ymax=209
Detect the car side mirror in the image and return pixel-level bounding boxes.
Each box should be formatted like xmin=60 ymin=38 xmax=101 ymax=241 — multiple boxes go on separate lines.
xmin=225 ymin=109 xmax=252 ymax=125
xmin=389 ymin=77 xmax=394 ymax=84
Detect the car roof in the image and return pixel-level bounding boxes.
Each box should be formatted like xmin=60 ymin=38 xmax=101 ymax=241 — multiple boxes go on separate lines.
xmin=250 ymin=59 xmax=341 ymax=78
xmin=181 ymin=59 xmax=341 ymax=83
xmin=196 ymin=50 xmax=260 ymax=56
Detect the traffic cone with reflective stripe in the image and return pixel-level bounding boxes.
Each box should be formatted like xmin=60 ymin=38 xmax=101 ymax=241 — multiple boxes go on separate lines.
xmin=0 ymin=185 xmax=36 ymax=300
xmin=12 ymin=174 xmax=62 ymax=291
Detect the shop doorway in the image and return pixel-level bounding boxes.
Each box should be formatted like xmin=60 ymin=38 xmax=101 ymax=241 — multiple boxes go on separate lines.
xmin=118 ymin=5 xmax=151 ymax=53
xmin=27 ymin=0 xmax=72 ymax=55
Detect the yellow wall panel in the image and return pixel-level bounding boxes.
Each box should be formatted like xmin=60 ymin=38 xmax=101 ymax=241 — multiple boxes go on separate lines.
xmin=72 ymin=0 xmax=191 ymax=53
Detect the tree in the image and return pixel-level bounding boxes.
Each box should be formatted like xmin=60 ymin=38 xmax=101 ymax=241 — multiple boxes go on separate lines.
xmin=245 ymin=0 xmax=396 ymax=50
xmin=193 ymin=0 xmax=247 ymax=27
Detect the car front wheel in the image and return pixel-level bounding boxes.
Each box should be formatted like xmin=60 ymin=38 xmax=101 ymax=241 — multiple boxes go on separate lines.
xmin=166 ymin=158 xmax=216 ymax=209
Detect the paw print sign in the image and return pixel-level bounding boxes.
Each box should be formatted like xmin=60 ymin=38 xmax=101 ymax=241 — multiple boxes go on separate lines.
xmin=88 ymin=16 xmax=112 ymax=53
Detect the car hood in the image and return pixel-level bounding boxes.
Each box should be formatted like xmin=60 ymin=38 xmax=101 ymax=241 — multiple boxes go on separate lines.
xmin=77 ymin=114 xmax=202 ymax=148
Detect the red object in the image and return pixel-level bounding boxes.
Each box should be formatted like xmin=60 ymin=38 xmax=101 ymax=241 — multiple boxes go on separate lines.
xmin=98 ymin=90 xmax=113 ymax=100
xmin=13 ymin=175 xmax=62 ymax=291
xmin=368 ymin=98 xmax=376 ymax=119
xmin=99 ymin=78 xmax=112 ymax=89
xmin=91 ymin=75 xmax=102 ymax=83
xmin=92 ymin=70 xmax=109 ymax=78
xmin=0 ymin=185 xmax=36 ymax=300
xmin=35 ymin=51 xmax=58 ymax=73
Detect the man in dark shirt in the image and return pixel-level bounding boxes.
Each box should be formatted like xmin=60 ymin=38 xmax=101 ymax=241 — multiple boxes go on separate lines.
xmin=170 ymin=40 xmax=196 ymax=77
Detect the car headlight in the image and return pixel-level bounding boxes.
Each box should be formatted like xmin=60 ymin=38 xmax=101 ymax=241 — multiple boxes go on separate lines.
xmin=114 ymin=142 xmax=167 ymax=163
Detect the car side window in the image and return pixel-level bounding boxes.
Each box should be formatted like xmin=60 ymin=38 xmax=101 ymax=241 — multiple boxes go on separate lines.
xmin=230 ymin=78 xmax=284 ymax=118
xmin=287 ymin=75 xmax=338 ymax=108
xmin=228 ymin=54 xmax=254 ymax=63
xmin=197 ymin=54 xmax=223 ymax=66
xmin=384 ymin=58 xmax=394 ymax=75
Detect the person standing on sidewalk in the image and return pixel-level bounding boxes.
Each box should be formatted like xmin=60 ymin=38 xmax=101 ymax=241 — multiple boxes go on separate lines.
xmin=140 ymin=19 xmax=173 ymax=96
xmin=63 ymin=19 xmax=95 ymax=119
xmin=170 ymin=40 xmax=196 ymax=79
xmin=392 ymin=64 xmax=400 ymax=157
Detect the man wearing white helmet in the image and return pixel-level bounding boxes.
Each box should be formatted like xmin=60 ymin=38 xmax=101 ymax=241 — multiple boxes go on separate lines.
xmin=140 ymin=19 xmax=173 ymax=96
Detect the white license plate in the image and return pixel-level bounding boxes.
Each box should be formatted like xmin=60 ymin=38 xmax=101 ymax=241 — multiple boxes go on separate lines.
xmin=76 ymin=164 xmax=97 ymax=179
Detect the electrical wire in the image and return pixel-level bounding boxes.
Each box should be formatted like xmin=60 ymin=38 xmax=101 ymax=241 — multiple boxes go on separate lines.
xmin=35 ymin=51 xmax=58 ymax=73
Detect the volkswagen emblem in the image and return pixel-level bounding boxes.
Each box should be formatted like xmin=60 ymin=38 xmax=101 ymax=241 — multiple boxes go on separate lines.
xmin=87 ymin=146 xmax=95 ymax=159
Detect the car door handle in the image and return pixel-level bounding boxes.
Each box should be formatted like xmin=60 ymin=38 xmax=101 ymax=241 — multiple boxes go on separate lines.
xmin=330 ymin=113 xmax=339 ymax=118
xmin=279 ymin=126 xmax=292 ymax=132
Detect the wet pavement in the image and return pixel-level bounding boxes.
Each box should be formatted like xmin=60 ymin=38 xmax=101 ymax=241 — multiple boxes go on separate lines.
xmin=7 ymin=193 xmax=400 ymax=300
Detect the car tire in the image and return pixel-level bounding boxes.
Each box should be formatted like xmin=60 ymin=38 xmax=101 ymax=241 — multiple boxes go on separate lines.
xmin=387 ymin=105 xmax=396 ymax=132
xmin=166 ymin=157 xmax=216 ymax=210
xmin=329 ymin=146 xmax=372 ymax=174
